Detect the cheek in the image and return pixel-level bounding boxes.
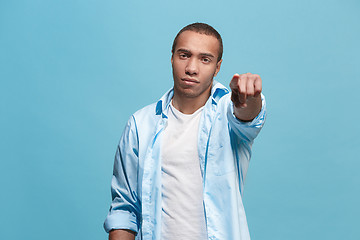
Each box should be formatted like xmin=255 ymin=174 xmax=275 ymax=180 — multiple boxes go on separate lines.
xmin=173 ymin=62 xmax=184 ymax=75
xmin=204 ymin=67 xmax=217 ymax=79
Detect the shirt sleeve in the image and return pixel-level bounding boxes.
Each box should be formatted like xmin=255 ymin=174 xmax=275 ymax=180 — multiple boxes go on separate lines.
xmin=104 ymin=115 xmax=141 ymax=234
xmin=226 ymin=93 xmax=267 ymax=143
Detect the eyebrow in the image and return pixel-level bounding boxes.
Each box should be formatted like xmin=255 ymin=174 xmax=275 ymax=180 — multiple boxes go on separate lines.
xmin=176 ymin=48 xmax=215 ymax=58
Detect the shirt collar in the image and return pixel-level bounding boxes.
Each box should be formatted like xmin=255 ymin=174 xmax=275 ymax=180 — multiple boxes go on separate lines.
xmin=155 ymin=80 xmax=229 ymax=116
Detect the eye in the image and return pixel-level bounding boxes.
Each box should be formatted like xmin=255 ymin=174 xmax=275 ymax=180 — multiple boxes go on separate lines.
xmin=179 ymin=53 xmax=189 ymax=59
xmin=202 ymin=57 xmax=211 ymax=63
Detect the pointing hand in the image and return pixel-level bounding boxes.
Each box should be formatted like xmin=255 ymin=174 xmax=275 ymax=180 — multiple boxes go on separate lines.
xmin=229 ymin=73 xmax=262 ymax=108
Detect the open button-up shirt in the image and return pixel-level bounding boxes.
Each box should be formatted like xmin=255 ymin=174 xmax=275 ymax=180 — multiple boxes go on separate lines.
xmin=104 ymin=81 xmax=266 ymax=240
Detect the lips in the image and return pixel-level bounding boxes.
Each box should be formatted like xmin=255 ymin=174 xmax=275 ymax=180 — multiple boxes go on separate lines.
xmin=181 ymin=78 xmax=199 ymax=84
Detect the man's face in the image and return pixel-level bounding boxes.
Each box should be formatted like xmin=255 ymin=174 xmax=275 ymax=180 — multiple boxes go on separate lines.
xmin=171 ymin=31 xmax=222 ymax=102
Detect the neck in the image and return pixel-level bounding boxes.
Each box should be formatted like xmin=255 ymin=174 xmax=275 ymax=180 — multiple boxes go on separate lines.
xmin=172 ymin=91 xmax=210 ymax=114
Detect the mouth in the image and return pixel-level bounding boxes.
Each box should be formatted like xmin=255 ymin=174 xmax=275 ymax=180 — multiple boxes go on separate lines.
xmin=181 ymin=78 xmax=199 ymax=84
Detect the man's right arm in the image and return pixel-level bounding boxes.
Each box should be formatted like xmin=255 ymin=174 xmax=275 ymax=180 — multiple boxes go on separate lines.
xmin=104 ymin=116 xmax=141 ymax=236
xmin=109 ymin=229 xmax=136 ymax=240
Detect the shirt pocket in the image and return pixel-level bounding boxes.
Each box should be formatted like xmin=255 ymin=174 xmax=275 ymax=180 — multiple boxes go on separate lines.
xmin=207 ymin=133 xmax=235 ymax=176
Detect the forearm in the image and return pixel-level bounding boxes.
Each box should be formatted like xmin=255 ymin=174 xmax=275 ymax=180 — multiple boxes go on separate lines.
xmin=233 ymin=95 xmax=262 ymax=121
xmin=109 ymin=229 xmax=136 ymax=240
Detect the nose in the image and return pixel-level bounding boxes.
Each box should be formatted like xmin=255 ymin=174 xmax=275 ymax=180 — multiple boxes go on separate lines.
xmin=185 ymin=58 xmax=198 ymax=76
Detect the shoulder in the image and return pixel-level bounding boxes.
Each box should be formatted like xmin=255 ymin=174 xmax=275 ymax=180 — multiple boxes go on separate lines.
xmin=210 ymin=80 xmax=232 ymax=112
xmin=133 ymin=102 xmax=158 ymax=119
xmin=125 ymin=102 xmax=160 ymax=134
xmin=132 ymin=88 xmax=173 ymax=123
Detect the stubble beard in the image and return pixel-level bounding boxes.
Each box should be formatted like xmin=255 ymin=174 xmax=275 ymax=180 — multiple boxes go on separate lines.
xmin=173 ymin=76 xmax=214 ymax=99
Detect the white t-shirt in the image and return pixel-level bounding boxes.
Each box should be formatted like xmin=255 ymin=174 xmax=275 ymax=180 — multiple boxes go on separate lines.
xmin=161 ymin=101 xmax=207 ymax=240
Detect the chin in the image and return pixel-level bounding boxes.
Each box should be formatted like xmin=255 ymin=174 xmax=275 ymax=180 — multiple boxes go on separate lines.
xmin=178 ymin=90 xmax=198 ymax=98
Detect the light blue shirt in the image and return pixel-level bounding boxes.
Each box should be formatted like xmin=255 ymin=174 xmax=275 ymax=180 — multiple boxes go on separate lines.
xmin=104 ymin=81 xmax=266 ymax=240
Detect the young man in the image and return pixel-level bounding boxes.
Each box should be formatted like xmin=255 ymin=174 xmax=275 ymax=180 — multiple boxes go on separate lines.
xmin=104 ymin=23 xmax=266 ymax=240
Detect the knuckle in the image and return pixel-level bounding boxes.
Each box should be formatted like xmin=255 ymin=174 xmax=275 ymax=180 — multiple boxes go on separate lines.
xmin=240 ymin=75 xmax=247 ymax=81
xmin=239 ymin=89 xmax=246 ymax=94
xmin=247 ymin=88 xmax=254 ymax=95
xmin=248 ymin=76 xmax=255 ymax=82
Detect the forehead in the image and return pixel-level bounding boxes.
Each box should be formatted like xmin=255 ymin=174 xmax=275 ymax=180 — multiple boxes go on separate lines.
xmin=175 ymin=31 xmax=220 ymax=57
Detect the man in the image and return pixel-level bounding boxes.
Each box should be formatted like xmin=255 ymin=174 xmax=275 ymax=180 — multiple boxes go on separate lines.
xmin=104 ymin=23 xmax=266 ymax=240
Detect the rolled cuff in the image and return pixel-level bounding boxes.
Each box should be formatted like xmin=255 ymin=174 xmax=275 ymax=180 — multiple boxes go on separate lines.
xmin=104 ymin=210 xmax=140 ymax=234
xmin=227 ymin=93 xmax=266 ymax=142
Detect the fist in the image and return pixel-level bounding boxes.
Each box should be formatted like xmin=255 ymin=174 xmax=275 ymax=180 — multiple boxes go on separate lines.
xmin=229 ymin=73 xmax=262 ymax=108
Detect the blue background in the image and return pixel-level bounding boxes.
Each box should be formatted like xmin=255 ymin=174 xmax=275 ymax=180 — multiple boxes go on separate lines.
xmin=1 ymin=0 xmax=359 ymax=239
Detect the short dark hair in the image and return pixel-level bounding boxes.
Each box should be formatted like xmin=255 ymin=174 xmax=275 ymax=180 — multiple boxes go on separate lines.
xmin=172 ymin=22 xmax=223 ymax=62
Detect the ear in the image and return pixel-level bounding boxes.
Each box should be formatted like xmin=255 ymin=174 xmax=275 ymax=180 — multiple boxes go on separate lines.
xmin=214 ymin=59 xmax=222 ymax=77
xmin=171 ymin=52 xmax=174 ymax=64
